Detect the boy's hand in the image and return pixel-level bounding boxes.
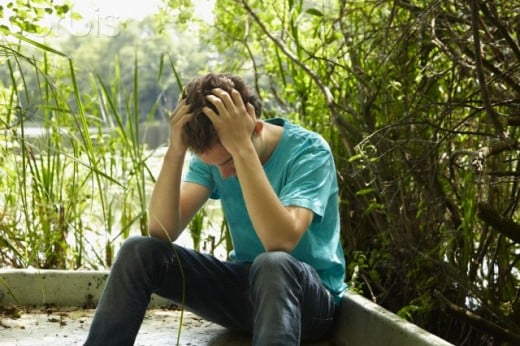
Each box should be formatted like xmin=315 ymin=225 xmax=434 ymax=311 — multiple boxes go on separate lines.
xmin=168 ymin=97 xmax=192 ymax=156
xmin=203 ymin=88 xmax=256 ymax=155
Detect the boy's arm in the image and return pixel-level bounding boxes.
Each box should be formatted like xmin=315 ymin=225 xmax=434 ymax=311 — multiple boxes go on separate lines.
xmin=233 ymin=144 xmax=313 ymax=251
xmin=148 ymin=99 xmax=210 ymax=241
xmin=148 ymin=150 xmax=210 ymax=241
xmin=204 ymin=89 xmax=313 ymax=252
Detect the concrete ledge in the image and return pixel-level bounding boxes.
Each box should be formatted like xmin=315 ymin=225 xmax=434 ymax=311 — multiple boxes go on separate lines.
xmin=332 ymin=291 xmax=452 ymax=345
xmin=0 ymin=269 xmax=171 ymax=308
xmin=0 ymin=269 xmax=452 ymax=345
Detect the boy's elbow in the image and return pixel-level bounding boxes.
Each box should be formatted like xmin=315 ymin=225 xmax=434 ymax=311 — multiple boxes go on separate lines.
xmin=148 ymin=229 xmax=169 ymax=241
xmin=261 ymin=227 xmax=304 ymax=253
xmin=262 ymin=237 xmax=299 ymax=253
xmin=148 ymin=223 xmax=177 ymax=242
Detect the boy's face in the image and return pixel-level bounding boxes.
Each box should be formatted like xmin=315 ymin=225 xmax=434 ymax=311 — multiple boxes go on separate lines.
xmin=198 ymin=143 xmax=237 ymax=179
xmin=197 ymin=138 xmax=260 ymax=179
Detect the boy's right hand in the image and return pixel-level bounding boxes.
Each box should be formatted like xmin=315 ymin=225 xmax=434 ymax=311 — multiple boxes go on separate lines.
xmin=168 ymin=97 xmax=193 ymax=156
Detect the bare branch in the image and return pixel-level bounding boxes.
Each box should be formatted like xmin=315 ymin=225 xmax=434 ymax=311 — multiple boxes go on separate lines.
xmin=469 ymin=0 xmax=506 ymax=138
xmin=237 ymin=0 xmax=357 ymax=155
xmin=477 ymin=202 xmax=520 ymax=243
xmin=433 ymin=290 xmax=520 ymax=343
xmin=480 ymin=1 xmax=520 ymax=62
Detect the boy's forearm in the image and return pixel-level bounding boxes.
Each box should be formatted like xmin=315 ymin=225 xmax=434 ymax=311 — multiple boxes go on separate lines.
xmin=148 ymin=150 xmax=186 ymax=241
xmin=232 ymin=144 xmax=303 ymax=252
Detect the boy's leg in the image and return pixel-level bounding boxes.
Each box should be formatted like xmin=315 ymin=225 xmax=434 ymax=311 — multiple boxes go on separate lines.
xmin=249 ymin=251 xmax=337 ymax=346
xmin=85 ymin=236 xmax=252 ymax=345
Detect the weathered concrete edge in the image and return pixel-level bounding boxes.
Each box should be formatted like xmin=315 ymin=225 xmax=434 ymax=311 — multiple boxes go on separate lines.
xmin=0 ymin=269 xmax=452 ymax=346
xmin=332 ymin=291 xmax=453 ymax=346
xmin=0 ymin=269 xmax=172 ymax=308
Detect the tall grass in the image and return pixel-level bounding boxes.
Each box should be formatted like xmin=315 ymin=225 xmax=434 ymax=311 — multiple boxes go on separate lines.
xmin=0 ymin=32 xmax=225 ymax=270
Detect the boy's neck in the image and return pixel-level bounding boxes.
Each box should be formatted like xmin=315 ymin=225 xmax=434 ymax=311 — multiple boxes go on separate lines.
xmin=258 ymin=121 xmax=284 ymax=164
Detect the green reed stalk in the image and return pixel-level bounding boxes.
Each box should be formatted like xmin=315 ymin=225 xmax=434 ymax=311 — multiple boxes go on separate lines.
xmin=1 ymin=29 xmax=223 ymax=271
xmin=91 ymin=53 xmax=153 ymax=264
xmin=68 ymin=57 xmax=108 ymax=223
xmin=6 ymin=57 xmax=33 ymax=266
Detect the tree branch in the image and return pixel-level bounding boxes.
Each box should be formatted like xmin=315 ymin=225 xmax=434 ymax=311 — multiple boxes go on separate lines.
xmin=477 ymin=202 xmax=520 ymax=243
xmin=237 ymin=0 xmax=357 ymax=155
xmin=480 ymin=1 xmax=520 ymax=62
xmin=469 ymin=0 xmax=506 ymax=139
xmin=434 ymin=290 xmax=520 ymax=344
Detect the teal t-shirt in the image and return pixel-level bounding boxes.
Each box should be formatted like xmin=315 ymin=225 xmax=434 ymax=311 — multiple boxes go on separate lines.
xmin=184 ymin=118 xmax=347 ymax=301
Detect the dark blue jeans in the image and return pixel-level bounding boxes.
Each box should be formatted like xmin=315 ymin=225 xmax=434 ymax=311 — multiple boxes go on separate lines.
xmin=85 ymin=236 xmax=336 ymax=345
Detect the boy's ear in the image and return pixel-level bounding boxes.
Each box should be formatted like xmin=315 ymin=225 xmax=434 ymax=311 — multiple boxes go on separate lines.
xmin=253 ymin=121 xmax=263 ymax=136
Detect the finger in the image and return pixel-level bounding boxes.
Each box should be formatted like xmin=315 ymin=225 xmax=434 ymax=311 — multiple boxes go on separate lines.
xmin=169 ymin=100 xmax=183 ymax=118
xmin=205 ymin=94 xmax=228 ymax=116
xmin=229 ymin=89 xmax=246 ymax=109
xmin=170 ymin=112 xmax=192 ymax=127
xmin=170 ymin=100 xmax=188 ymax=119
xmin=169 ymin=115 xmax=193 ymax=141
xmin=211 ymin=88 xmax=241 ymax=110
xmin=246 ymin=103 xmax=256 ymax=118
xmin=202 ymin=106 xmax=219 ymax=123
xmin=172 ymin=110 xmax=193 ymax=123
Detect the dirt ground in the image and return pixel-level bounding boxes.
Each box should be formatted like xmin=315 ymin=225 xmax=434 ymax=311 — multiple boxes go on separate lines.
xmin=0 ymin=307 xmax=251 ymax=346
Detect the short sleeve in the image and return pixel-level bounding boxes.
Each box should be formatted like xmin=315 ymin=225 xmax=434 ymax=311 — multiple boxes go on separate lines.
xmin=184 ymin=154 xmax=220 ymax=199
xmin=279 ymin=138 xmax=337 ymax=222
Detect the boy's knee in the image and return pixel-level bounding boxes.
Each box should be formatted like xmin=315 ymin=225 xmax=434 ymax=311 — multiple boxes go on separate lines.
xmin=249 ymin=252 xmax=304 ymax=304
xmin=117 ymin=236 xmax=169 ymax=261
xmin=250 ymin=251 xmax=300 ymax=282
xmin=252 ymin=251 xmax=293 ymax=269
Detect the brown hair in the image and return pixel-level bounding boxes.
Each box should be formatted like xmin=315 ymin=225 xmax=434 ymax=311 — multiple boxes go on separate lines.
xmin=181 ymin=73 xmax=262 ymax=153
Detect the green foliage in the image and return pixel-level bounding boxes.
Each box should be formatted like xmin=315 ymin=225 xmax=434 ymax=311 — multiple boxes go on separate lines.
xmin=0 ymin=0 xmax=77 ymax=35
xmin=0 ymin=6 xmax=225 ymax=270
xmin=189 ymin=209 xmax=205 ymax=251
xmin=53 ymin=16 xmax=210 ymax=123
xmin=1 ymin=0 xmax=520 ymax=343
xmin=202 ymin=0 xmax=520 ymax=344
xmin=0 ymin=46 xmax=146 ymax=268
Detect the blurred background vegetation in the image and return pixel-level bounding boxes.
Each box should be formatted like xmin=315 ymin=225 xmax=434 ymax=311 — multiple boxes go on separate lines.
xmin=1 ymin=0 xmax=519 ymax=344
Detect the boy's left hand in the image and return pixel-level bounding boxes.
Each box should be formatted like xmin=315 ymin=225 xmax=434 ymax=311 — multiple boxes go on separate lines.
xmin=202 ymin=88 xmax=257 ymax=155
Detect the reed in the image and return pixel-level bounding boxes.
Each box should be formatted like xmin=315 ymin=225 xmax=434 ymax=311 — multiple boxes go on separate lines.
xmin=0 ymin=32 xmax=221 ymax=270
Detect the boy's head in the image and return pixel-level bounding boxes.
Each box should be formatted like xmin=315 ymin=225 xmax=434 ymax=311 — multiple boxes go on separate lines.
xmin=181 ymin=73 xmax=262 ymax=153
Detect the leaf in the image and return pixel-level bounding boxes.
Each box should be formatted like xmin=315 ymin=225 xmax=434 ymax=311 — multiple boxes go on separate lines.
xmin=306 ymin=8 xmax=323 ymax=17
xmin=356 ymin=188 xmax=374 ymax=196
xmin=55 ymin=4 xmax=70 ymax=16
xmin=0 ymin=26 xmax=68 ymax=57
xmin=348 ymin=154 xmax=364 ymax=162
